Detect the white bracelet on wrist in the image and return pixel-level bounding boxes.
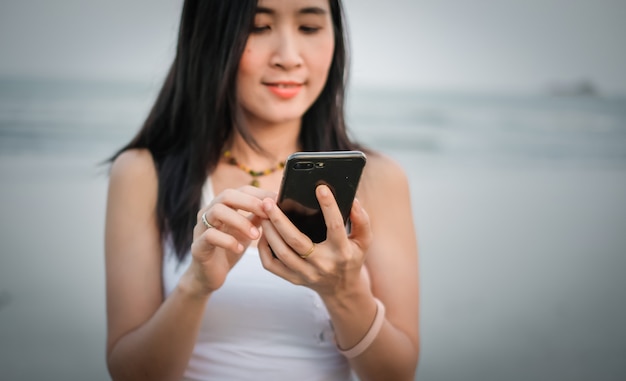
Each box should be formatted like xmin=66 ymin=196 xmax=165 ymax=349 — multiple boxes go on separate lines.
xmin=336 ymin=298 xmax=386 ymax=359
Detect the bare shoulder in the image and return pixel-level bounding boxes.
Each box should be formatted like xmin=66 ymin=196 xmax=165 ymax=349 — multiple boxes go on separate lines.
xmin=359 ymin=151 xmax=410 ymax=206
xmin=109 ymin=148 xmax=157 ymax=187
xmin=364 ymin=151 xmax=407 ymax=180
xmin=106 ymin=148 xmax=159 ymax=229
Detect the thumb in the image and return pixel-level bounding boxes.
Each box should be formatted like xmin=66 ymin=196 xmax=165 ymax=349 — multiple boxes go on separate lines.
xmin=348 ymin=198 xmax=372 ymax=250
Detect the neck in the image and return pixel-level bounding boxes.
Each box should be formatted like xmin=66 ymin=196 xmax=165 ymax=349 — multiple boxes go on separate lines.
xmin=227 ymin=119 xmax=301 ymax=169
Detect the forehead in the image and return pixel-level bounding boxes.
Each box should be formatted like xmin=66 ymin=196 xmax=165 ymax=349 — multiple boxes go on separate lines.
xmin=255 ymin=0 xmax=331 ymax=13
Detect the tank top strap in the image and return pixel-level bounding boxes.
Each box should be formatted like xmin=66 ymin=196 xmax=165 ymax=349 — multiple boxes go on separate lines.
xmin=202 ymin=176 xmax=215 ymax=205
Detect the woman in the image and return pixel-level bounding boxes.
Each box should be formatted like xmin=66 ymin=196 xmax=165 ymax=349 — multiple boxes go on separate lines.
xmin=104 ymin=0 xmax=419 ymax=380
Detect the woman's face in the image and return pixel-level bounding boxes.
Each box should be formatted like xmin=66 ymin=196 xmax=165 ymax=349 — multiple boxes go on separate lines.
xmin=237 ymin=0 xmax=335 ymax=128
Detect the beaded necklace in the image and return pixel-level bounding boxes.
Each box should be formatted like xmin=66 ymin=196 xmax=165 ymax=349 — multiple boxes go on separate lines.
xmin=223 ymin=150 xmax=285 ymax=187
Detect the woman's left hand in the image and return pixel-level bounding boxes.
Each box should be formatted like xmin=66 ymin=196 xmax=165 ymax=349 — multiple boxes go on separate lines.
xmin=258 ymin=184 xmax=373 ymax=297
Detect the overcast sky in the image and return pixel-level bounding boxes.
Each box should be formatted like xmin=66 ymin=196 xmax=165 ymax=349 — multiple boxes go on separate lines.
xmin=0 ymin=0 xmax=625 ymax=94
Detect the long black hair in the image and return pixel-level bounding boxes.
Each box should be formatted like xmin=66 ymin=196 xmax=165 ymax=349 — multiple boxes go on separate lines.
xmin=112 ymin=0 xmax=361 ymax=261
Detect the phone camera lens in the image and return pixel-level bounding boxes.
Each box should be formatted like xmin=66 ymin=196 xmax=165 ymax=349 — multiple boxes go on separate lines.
xmin=294 ymin=162 xmax=314 ymax=170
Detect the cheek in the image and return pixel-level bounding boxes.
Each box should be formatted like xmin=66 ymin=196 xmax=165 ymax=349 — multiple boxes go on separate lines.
xmin=312 ymin=39 xmax=335 ymax=78
xmin=323 ymin=42 xmax=335 ymax=70
xmin=313 ymin=31 xmax=335 ymax=69
xmin=237 ymin=48 xmax=262 ymax=98
xmin=239 ymin=48 xmax=256 ymax=77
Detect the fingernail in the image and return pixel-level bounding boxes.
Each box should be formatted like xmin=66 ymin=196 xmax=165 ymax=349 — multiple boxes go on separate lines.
xmin=250 ymin=226 xmax=259 ymax=238
xmin=237 ymin=243 xmax=245 ymax=252
xmin=319 ymin=185 xmax=329 ymax=197
xmin=354 ymin=198 xmax=361 ymax=212
xmin=263 ymin=199 xmax=273 ymax=212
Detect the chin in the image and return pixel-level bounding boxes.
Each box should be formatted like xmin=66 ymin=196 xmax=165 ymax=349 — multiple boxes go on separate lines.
xmin=261 ymin=105 xmax=310 ymax=125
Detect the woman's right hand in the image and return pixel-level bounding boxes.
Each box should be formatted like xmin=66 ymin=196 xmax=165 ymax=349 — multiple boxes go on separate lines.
xmin=182 ymin=186 xmax=276 ymax=295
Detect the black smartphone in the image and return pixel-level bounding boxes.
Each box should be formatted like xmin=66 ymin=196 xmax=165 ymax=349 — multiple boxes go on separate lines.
xmin=277 ymin=151 xmax=366 ymax=243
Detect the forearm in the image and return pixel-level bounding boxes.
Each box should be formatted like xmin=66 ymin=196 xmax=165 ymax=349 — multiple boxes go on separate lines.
xmin=107 ymin=275 xmax=210 ymax=381
xmin=322 ymin=290 xmax=419 ymax=381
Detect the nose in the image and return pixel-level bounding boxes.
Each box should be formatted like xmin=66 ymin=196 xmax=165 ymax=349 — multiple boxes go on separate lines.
xmin=270 ymin=30 xmax=303 ymax=70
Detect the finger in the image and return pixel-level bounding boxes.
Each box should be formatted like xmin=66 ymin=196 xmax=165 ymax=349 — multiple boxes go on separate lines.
xmin=348 ymin=198 xmax=373 ymax=251
xmin=215 ymin=187 xmax=276 ymax=219
xmin=257 ymin=234 xmax=304 ymax=285
xmin=191 ymin=227 xmax=244 ymax=257
xmin=201 ymin=203 xmax=260 ymax=241
xmin=316 ymin=184 xmax=348 ymax=244
xmin=261 ymin=198 xmax=315 ymax=261
xmin=259 ymin=218 xmax=302 ymax=267
xmin=239 ymin=185 xmax=277 ymax=202
xmin=248 ymin=213 xmax=264 ymax=229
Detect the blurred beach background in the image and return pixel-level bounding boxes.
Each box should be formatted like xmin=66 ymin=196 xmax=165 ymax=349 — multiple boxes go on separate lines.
xmin=1 ymin=0 xmax=625 ymax=380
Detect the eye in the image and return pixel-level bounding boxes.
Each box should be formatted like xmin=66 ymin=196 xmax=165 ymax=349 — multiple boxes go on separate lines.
xmin=300 ymin=25 xmax=321 ymax=34
xmin=251 ymin=25 xmax=271 ymax=34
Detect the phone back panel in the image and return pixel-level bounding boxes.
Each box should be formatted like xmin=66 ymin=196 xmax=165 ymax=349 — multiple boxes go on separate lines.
xmin=277 ymin=151 xmax=366 ymax=243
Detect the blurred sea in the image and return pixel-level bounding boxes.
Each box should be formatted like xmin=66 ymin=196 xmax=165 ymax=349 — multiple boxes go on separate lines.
xmin=1 ymin=77 xmax=625 ymax=169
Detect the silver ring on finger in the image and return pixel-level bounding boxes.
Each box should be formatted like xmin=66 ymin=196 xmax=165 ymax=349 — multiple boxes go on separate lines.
xmin=201 ymin=212 xmax=213 ymax=230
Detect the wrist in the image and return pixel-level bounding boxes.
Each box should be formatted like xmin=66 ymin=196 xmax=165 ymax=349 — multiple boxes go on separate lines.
xmin=320 ymin=279 xmax=373 ymax=315
xmin=178 ymin=266 xmax=213 ymax=300
xmin=337 ymin=297 xmax=386 ymax=358
xmin=319 ymin=271 xmax=372 ymax=310
xmin=321 ymin=286 xmax=381 ymax=356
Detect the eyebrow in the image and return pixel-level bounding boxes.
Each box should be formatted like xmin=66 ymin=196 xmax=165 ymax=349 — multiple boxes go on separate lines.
xmin=255 ymin=6 xmax=328 ymax=16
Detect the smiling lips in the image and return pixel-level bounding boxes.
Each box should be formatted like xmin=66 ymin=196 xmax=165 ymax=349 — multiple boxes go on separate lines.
xmin=264 ymin=81 xmax=303 ymax=99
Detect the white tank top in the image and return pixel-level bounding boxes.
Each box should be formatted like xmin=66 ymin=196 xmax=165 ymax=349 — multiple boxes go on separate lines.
xmin=162 ymin=178 xmax=353 ymax=381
